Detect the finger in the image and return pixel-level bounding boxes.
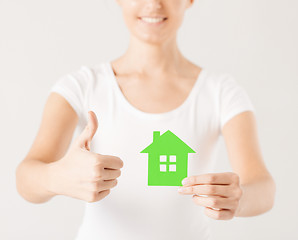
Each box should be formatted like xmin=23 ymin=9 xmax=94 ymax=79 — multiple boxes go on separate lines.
xmin=86 ymin=189 xmax=110 ymax=203
xmin=103 ymin=169 xmax=121 ymax=180
xmin=74 ymin=111 xmax=98 ymax=151
xmin=178 ymin=184 xmax=232 ymax=197
xmin=85 ymin=179 xmax=117 ymax=192
xmin=204 ymin=207 xmax=234 ymax=220
xmin=98 ymin=154 xmax=124 ymax=170
xmin=191 ymin=195 xmax=235 ymax=210
xmin=101 ymin=179 xmax=118 ymax=190
xmin=182 ymin=172 xmax=237 ymax=187
xmin=92 ymin=169 xmax=121 ymax=181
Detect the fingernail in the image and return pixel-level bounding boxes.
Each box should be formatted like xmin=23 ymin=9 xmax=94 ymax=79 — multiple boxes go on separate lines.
xmin=178 ymin=187 xmax=184 ymax=192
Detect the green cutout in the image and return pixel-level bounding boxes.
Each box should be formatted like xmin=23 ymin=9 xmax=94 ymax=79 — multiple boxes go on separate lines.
xmin=140 ymin=130 xmax=196 ymax=186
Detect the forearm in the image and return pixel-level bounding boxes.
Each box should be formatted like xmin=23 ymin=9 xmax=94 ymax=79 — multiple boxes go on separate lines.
xmin=235 ymin=175 xmax=276 ymax=217
xmin=15 ymin=159 xmax=57 ymax=204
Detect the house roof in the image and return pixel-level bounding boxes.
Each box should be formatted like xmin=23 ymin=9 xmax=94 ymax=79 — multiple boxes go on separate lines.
xmin=140 ymin=130 xmax=196 ymax=154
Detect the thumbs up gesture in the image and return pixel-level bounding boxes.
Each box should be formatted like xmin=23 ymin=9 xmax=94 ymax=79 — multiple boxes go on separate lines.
xmin=49 ymin=111 xmax=124 ymax=203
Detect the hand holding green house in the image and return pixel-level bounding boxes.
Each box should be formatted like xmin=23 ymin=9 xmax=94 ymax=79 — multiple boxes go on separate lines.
xmin=140 ymin=130 xmax=196 ymax=186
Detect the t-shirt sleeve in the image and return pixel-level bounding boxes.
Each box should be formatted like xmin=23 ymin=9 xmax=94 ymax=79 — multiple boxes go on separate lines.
xmin=48 ymin=66 xmax=91 ymax=120
xmin=219 ymin=73 xmax=256 ymax=132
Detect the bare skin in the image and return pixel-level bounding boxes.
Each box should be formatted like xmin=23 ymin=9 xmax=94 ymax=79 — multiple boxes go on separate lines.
xmin=15 ymin=0 xmax=275 ymax=220
xmin=15 ymin=101 xmax=123 ymax=204
xmin=110 ymin=57 xmax=202 ymax=114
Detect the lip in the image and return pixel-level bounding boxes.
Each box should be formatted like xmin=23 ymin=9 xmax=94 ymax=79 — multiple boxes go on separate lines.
xmin=139 ymin=16 xmax=167 ymax=19
xmin=138 ymin=17 xmax=168 ymax=26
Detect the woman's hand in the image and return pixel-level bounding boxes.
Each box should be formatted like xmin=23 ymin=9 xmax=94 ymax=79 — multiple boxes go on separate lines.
xmin=178 ymin=172 xmax=243 ymax=220
xmin=48 ymin=111 xmax=124 ymax=203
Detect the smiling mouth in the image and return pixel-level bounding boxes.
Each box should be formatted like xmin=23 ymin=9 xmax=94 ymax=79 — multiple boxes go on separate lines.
xmin=138 ymin=17 xmax=168 ymax=25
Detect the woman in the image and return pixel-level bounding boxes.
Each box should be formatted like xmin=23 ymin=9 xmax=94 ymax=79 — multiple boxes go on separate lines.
xmin=16 ymin=0 xmax=276 ymax=239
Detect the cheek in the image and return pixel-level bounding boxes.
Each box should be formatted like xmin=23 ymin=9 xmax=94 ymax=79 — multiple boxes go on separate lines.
xmin=121 ymin=8 xmax=138 ymax=29
xmin=128 ymin=0 xmax=138 ymax=7
xmin=161 ymin=15 xmax=184 ymax=34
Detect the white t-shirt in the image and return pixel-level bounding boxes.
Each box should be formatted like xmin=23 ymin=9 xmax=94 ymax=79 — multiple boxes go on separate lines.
xmin=49 ymin=61 xmax=256 ymax=240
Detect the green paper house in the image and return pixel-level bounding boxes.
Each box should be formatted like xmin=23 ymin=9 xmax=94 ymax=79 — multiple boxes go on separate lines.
xmin=140 ymin=130 xmax=196 ymax=186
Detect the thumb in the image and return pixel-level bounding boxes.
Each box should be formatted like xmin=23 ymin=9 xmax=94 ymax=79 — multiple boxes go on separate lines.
xmin=74 ymin=110 xmax=98 ymax=151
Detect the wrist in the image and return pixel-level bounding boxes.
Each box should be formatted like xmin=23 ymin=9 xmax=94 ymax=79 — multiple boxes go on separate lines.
xmin=235 ymin=202 xmax=243 ymax=217
xmin=234 ymin=184 xmax=245 ymax=217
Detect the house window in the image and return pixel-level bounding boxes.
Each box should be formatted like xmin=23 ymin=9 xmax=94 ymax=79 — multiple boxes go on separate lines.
xmin=169 ymin=155 xmax=176 ymax=162
xmin=169 ymin=164 xmax=176 ymax=172
xmin=160 ymin=164 xmax=167 ymax=172
xmin=159 ymin=155 xmax=177 ymax=172
xmin=160 ymin=155 xmax=167 ymax=162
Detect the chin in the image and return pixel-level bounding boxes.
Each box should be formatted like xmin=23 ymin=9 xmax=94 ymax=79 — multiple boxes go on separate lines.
xmin=135 ymin=33 xmax=168 ymax=45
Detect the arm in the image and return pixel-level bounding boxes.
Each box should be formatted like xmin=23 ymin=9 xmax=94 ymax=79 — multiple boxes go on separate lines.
xmin=221 ymin=111 xmax=276 ymax=217
xmin=15 ymin=92 xmax=79 ymax=204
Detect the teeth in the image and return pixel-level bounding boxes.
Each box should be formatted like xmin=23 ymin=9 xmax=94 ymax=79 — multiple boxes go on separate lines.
xmin=141 ymin=17 xmax=165 ymax=23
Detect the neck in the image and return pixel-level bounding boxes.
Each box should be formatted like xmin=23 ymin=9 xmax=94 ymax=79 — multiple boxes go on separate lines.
xmin=116 ymin=34 xmax=188 ymax=77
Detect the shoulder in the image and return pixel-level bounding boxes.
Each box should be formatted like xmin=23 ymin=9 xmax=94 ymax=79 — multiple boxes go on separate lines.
xmin=65 ymin=64 xmax=95 ymax=81
xmin=204 ymin=68 xmax=236 ymax=83
xmin=68 ymin=61 xmax=109 ymax=79
xmin=200 ymin=68 xmax=237 ymax=93
xmin=50 ymin=62 xmax=108 ymax=99
xmin=85 ymin=61 xmax=113 ymax=84
xmin=60 ymin=61 xmax=110 ymax=89
xmin=88 ymin=61 xmax=110 ymax=78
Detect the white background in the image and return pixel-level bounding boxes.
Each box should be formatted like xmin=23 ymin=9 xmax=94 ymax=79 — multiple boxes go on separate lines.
xmin=0 ymin=0 xmax=297 ymax=239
